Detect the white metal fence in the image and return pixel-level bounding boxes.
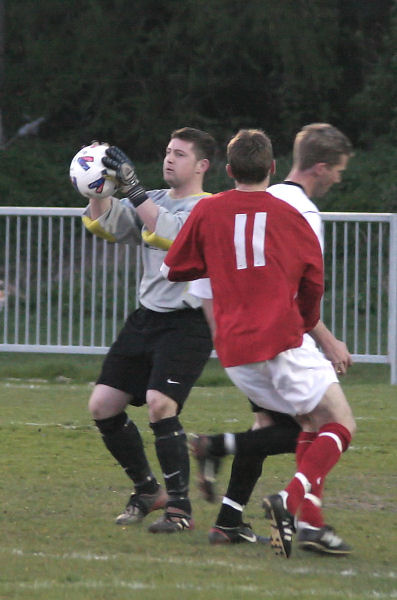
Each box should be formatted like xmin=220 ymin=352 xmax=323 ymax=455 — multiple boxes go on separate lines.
xmin=1 ymin=207 xmax=396 ymax=384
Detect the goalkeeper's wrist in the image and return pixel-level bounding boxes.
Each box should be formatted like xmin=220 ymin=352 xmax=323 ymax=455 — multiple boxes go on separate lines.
xmin=126 ymin=184 xmax=148 ymax=208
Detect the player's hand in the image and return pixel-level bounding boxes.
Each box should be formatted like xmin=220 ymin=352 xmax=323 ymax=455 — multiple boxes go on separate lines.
xmin=102 ymin=146 xmax=147 ymax=207
xmin=325 ymin=339 xmax=352 ymax=375
xmin=102 ymin=146 xmax=138 ymax=188
xmin=309 ymin=322 xmax=352 ymax=376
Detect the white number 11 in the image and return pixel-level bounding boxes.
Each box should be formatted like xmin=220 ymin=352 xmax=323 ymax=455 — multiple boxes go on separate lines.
xmin=234 ymin=212 xmax=267 ymax=270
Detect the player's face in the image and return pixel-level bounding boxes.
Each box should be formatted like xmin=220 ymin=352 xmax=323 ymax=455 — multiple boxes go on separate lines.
xmin=163 ymin=138 xmax=203 ymax=188
xmin=313 ymin=154 xmax=350 ymax=197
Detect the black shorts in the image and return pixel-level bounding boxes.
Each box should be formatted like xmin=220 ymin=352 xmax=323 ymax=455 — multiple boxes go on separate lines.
xmin=249 ymin=399 xmax=300 ymax=428
xmin=97 ymin=307 xmax=212 ymax=411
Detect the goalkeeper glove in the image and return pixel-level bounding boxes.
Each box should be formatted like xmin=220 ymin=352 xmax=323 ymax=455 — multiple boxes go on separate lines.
xmin=102 ymin=146 xmax=148 ymax=207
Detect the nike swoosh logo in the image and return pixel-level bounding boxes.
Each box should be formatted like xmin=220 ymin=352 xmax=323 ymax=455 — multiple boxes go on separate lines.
xmin=167 ymin=378 xmax=181 ymax=384
xmin=239 ymin=532 xmax=257 ymax=542
xmin=163 ymin=470 xmax=180 ymax=479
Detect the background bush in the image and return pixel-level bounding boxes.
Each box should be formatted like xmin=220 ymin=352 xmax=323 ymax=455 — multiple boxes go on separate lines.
xmin=1 ymin=137 xmax=396 ymax=213
xmin=1 ymin=1 xmax=396 ymax=212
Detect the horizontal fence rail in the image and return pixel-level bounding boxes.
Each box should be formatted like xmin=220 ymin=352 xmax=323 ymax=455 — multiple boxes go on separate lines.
xmin=0 ymin=207 xmax=141 ymax=355
xmin=321 ymin=213 xmax=397 ymax=385
xmin=0 ymin=207 xmax=396 ymax=384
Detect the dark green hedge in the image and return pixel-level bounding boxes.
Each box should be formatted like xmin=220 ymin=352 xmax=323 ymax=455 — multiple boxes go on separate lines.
xmin=2 ymin=0 xmax=397 ymax=159
xmin=1 ymin=137 xmax=395 ymax=213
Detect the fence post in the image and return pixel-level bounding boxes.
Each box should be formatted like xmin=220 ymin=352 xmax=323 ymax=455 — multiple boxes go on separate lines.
xmin=388 ymin=214 xmax=397 ymax=384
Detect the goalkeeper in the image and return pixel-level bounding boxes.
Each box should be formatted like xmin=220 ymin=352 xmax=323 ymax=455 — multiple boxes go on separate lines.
xmin=81 ymin=128 xmax=215 ymax=534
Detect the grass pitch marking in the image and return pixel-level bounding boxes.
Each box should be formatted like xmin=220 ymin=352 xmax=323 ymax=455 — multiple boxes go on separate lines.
xmin=2 ymin=578 xmax=397 ymax=598
xmin=3 ymin=546 xmax=397 ymax=581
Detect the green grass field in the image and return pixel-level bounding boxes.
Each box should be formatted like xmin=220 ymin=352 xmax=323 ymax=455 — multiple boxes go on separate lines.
xmin=0 ymin=358 xmax=396 ymax=600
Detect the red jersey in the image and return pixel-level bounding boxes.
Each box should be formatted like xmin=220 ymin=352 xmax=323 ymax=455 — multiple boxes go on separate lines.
xmin=162 ymin=189 xmax=324 ymax=367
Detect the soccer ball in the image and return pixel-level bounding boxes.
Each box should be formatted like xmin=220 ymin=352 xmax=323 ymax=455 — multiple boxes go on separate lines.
xmin=69 ymin=143 xmax=118 ymax=199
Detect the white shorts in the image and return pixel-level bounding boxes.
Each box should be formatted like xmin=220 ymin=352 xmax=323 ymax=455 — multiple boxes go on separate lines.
xmin=225 ymin=335 xmax=338 ymax=416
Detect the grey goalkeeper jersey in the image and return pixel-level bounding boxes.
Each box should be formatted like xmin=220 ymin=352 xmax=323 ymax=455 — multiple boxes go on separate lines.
xmin=82 ymin=189 xmax=211 ymax=312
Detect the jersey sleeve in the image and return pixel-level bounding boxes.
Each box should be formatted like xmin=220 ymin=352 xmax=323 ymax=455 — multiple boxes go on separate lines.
xmin=141 ymin=194 xmax=208 ymax=251
xmin=155 ymin=206 xmax=195 ymax=239
xmin=82 ymin=197 xmax=142 ymax=244
xmin=295 ymin=221 xmax=324 ymax=331
xmin=141 ymin=207 xmax=195 ymax=251
xmin=301 ymin=210 xmax=324 ymax=253
xmin=161 ymin=204 xmax=208 ymax=281
xmin=297 ymin=265 xmax=323 ymax=331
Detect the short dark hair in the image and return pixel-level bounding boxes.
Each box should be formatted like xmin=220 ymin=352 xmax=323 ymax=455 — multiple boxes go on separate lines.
xmin=293 ymin=123 xmax=353 ymax=170
xmin=227 ymin=129 xmax=273 ymax=184
xmin=170 ymin=127 xmax=216 ymax=164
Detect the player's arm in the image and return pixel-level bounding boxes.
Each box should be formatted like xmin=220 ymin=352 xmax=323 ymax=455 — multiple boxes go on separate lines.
xmin=88 ymin=196 xmax=112 ymax=220
xmin=309 ymin=321 xmax=353 ymax=374
xmin=201 ymin=297 xmax=216 ymax=340
xmin=103 ymin=145 xmax=199 ymax=251
xmin=297 ymin=275 xmax=323 ymax=332
xmin=296 ymin=247 xmax=324 ymax=332
xmin=301 ymin=210 xmax=324 ymax=253
xmin=161 ymin=204 xmax=207 ymax=281
xmin=82 ymin=197 xmax=142 ymax=244
xmin=290 ymin=208 xmax=324 ymax=326
xmin=189 ymin=279 xmax=216 ymax=339
xmin=102 ymin=146 xmax=159 ymax=232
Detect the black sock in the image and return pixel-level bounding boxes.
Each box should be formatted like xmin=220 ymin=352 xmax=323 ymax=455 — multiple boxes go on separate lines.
xmin=216 ymin=453 xmax=264 ymax=527
xmin=95 ymin=412 xmax=158 ymax=494
xmin=151 ymin=416 xmax=191 ymax=514
xmin=209 ymin=422 xmax=299 ymax=458
xmin=207 ymin=434 xmax=226 ymax=456
xmin=234 ymin=423 xmax=300 ymax=458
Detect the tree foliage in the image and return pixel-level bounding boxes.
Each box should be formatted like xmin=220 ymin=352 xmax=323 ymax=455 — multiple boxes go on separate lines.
xmin=0 ymin=0 xmax=396 ymax=210
xmin=2 ymin=0 xmax=394 ymax=154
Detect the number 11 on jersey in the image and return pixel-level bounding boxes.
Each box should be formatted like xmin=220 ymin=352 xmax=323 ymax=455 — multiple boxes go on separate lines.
xmin=234 ymin=212 xmax=267 ymax=270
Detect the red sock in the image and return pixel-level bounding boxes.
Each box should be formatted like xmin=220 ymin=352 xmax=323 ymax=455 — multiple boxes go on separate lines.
xmin=295 ymin=431 xmax=324 ymax=527
xmin=285 ymin=423 xmax=351 ymax=516
xmin=299 ymin=482 xmax=325 ymax=527
xmin=296 ymin=431 xmax=317 ymax=466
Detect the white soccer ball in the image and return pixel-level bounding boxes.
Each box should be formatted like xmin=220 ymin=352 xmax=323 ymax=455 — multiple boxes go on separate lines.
xmin=69 ymin=143 xmax=118 ymax=199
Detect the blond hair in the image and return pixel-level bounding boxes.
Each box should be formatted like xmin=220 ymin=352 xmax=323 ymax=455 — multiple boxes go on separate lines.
xmin=293 ymin=123 xmax=353 ymax=170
